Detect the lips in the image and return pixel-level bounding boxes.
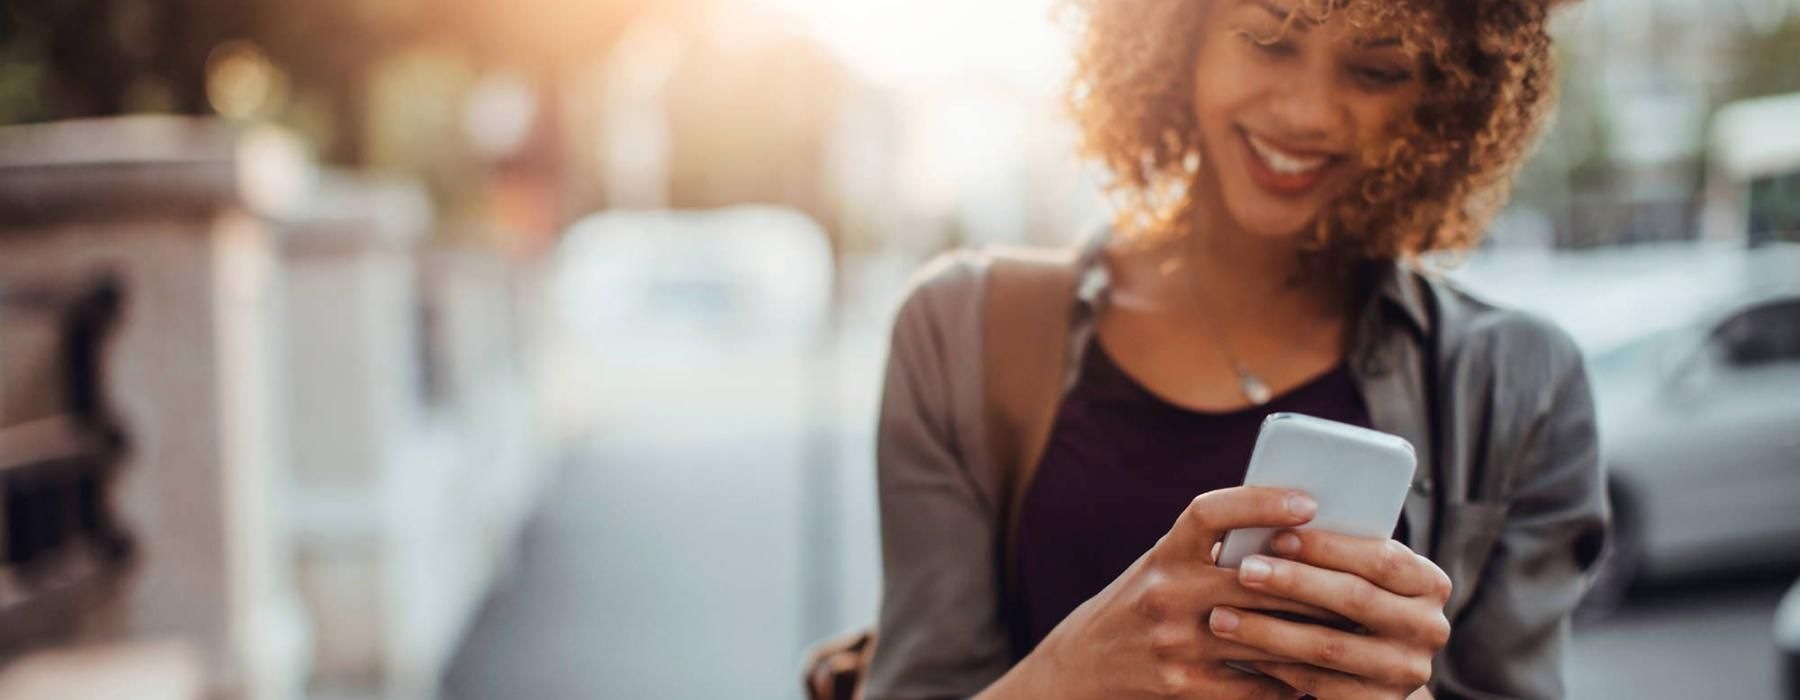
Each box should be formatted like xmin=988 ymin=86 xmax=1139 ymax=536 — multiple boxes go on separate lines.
xmin=1238 ymin=127 xmax=1342 ymax=197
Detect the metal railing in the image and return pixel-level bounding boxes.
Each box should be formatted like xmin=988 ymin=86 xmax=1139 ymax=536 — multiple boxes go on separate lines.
xmin=0 ymin=276 xmax=132 ymax=654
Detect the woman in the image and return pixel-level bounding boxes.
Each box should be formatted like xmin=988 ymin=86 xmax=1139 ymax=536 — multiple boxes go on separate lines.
xmin=867 ymin=0 xmax=1606 ymax=698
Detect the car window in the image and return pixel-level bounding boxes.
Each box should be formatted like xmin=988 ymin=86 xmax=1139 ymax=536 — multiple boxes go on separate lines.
xmin=1708 ymin=298 xmax=1800 ymax=367
xmin=1747 ymin=171 xmax=1800 ymax=246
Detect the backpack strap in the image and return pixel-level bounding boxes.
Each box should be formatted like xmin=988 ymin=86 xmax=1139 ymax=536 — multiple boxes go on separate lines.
xmin=801 ymin=245 xmax=1084 ymax=700
xmin=981 ymin=246 xmax=1082 ymax=621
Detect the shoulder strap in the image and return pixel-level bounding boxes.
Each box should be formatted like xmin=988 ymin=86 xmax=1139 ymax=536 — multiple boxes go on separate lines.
xmin=980 ymin=246 xmax=1081 ymax=604
xmin=800 ymin=246 xmax=1081 ymax=700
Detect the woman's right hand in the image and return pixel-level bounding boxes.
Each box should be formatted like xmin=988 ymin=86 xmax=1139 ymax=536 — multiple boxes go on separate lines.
xmin=979 ymin=486 xmax=1333 ymax=700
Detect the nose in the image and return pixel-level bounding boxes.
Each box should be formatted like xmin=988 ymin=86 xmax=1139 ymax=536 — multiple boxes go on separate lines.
xmin=1265 ymin=64 xmax=1346 ymax=144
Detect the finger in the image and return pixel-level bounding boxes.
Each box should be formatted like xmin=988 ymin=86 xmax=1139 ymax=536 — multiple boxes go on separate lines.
xmin=1208 ymin=606 xmax=1431 ymax=689
xmin=1253 ymin=661 xmax=1389 ymax=700
xmin=1200 ymin=665 xmax=1306 ymax=700
xmin=1236 ymin=555 xmax=1448 ymax=643
xmin=1205 ymin=637 xmax=1310 ymax=665
xmin=1223 ymin=589 xmax=1352 ymax=629
xmin=1270 ymin=530 xmax=1452 ymax=602
xmin=1188 ymin=566 xmax=1351 ymax=626
xmin=1158 ymin=487 xmax=1318 ymax=563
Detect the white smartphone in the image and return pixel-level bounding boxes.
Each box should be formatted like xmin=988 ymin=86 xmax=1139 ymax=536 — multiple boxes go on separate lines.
xmin=1216 ymin=413 xmax=1416 ymax=569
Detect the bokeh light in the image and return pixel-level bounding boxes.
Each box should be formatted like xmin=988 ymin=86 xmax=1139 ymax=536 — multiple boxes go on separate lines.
xmin=205 ymin=40 xmax=283 ymax=120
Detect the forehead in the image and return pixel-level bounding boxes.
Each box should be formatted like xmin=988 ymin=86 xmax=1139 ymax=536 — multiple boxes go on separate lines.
xmin=1227 ymin=0 xmax=1420 ymax=44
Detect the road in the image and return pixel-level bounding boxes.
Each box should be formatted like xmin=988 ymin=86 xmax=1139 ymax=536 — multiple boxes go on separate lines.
xmin=1570 ymin=574 xmax=1790 ymax=699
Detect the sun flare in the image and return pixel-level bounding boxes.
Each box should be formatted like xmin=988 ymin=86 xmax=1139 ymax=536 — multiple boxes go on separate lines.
xmin=744 ymin=0 xmax=1069 ymax=90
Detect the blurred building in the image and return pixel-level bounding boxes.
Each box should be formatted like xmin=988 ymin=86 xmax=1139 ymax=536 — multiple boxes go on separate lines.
xmin=1517 ymin=0 xmax=1800 ymax=248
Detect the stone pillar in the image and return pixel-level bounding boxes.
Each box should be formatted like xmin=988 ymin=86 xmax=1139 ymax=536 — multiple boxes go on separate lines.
xmin=278 ymin=185 xmax=554 ymax=700
xmin=275 ymin=173 xmax=439 ymax=699
xmin=0 ymin=116 xmax=312 ymax=700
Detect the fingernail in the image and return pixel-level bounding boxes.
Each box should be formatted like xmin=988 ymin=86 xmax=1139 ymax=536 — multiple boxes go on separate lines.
xmin=1272 ymin=532 xmax=1301 ymax=555
xmin=1287 ymin=494 xmax=1317 ymax=519
xmin=1240 ymin=556 xmax=1272 ymax=583
xmin=1210 ymin=607 xmax=1240 ymax=634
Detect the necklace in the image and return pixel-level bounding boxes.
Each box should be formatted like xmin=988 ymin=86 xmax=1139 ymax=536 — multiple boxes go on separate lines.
xmin=1164 ymin=255 xmax=1277 ymax=406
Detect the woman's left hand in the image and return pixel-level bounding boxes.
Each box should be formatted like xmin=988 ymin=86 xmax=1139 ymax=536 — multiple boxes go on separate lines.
xmin=1206 ymin=529 xmax=1453 ymax=699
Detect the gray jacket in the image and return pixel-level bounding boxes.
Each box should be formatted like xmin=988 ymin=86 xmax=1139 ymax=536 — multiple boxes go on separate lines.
xmin=868 ymin=240 xmax=1609 ymax=699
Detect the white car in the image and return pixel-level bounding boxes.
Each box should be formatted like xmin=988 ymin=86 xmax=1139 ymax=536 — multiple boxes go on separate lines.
xmin=1583 ymin=290 xmax=1800 ymax=607
xmin=546 ymin=206 xmax=837 ymax=437
xmin=1454 ymin=242 xmax=1800 ymax=614
xmin=552 ymin=206 xmax=835 ymax=352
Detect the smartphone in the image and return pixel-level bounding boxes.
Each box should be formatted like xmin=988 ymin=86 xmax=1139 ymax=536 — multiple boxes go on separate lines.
xmin=1218 ymin=413 xmax=1415 ymax=677
xmin=1216 ymin=413 xmax=1415 ymax=569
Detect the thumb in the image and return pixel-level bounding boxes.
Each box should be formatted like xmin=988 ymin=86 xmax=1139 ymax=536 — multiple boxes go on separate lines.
xmin=1156 ymin=486 xmax=1316 ymax=564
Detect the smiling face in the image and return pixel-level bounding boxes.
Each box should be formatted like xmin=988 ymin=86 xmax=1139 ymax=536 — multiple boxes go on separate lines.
xmin=1191 ymin=0 xmax=1426 ymax=240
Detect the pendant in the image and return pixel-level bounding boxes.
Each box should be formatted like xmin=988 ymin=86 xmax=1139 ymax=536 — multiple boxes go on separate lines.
xmin=1240 ymin=373 xmax=1273 ymax=406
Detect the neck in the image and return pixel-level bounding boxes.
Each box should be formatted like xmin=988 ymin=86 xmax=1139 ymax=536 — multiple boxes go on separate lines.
xmin=1176 ymin=176 xmax=1349 ymax=329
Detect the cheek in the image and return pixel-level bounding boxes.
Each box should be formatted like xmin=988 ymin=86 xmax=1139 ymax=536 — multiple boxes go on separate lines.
xmin=1354 ymin=92 xmax=1422 ymax=144
xmin=1189 ymin=54 xmax=1222 ymax=131
xmin=1190 ymin=48 xmax=1261 ymax=145
xmin=1342 ymin=94 xmax=1421 ymax=174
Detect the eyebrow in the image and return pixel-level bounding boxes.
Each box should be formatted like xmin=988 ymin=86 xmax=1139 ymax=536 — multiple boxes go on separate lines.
xmin=1241 ymin=0 xmax=1405 ymax=48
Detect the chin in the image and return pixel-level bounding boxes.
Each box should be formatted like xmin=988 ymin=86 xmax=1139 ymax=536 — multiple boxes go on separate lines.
xmin=1227 ymin=203 xmax=1321 ymax=241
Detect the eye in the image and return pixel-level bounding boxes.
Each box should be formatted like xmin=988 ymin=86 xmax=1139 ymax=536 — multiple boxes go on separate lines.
xmin=1258 ymin=40 xmax=1300 ymax=58
xmin=1351 ymin=64 xmax=1412 ymax=87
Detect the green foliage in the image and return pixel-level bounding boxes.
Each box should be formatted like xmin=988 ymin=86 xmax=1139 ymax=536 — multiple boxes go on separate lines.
xmin=1729 ymin=17 xmax=1800 ymax=102
xmin=0 ymin=4 xmax=56 ymax=123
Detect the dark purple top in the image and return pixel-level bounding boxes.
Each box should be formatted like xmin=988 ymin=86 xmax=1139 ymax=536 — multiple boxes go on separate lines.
xmin=1014 ymin=337 xmax=1403 ymax=652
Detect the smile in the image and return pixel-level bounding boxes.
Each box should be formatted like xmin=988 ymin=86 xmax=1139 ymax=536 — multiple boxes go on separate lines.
xmin=1246 ymin=132 xmax=1331 ymax=174
xmin=1238 ymin=128 xmax=1342 ymax=196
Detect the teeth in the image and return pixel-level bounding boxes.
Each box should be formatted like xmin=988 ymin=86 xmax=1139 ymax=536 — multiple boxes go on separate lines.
xmin=1246 ymin=133 xmax=1329 ymax=175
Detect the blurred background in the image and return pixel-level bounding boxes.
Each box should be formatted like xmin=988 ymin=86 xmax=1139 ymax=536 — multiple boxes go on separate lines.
xmin=0 ymin=0 xmax=1796 ymax=698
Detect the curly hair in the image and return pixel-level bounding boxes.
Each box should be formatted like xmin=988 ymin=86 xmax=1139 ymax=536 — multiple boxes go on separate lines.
xmin=1063 ymin=0 xmax=1574 ymax=261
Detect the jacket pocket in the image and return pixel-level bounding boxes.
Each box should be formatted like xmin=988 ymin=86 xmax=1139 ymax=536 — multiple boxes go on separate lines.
xmin=1436 ymin=501 xmax=1509 ymax=620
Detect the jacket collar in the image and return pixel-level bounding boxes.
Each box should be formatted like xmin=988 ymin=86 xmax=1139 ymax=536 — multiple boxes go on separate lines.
xmin=1367 ymin=258 xmax=1432 ymax=339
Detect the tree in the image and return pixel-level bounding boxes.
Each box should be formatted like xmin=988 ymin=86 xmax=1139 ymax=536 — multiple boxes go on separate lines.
xmin=1726 ymin=15 xmax=1800 ymax=101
